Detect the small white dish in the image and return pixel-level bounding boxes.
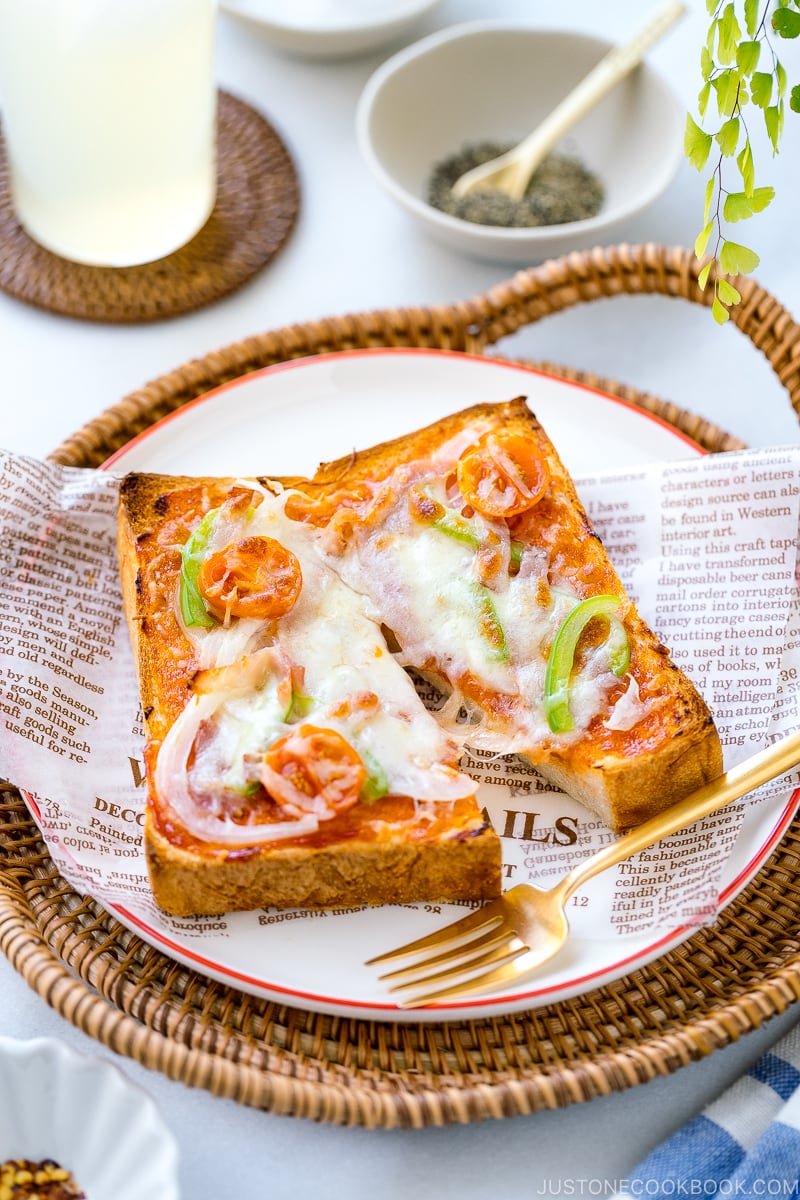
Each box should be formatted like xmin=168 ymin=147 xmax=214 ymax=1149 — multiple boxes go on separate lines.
xmin=356 ymin=21 xmax=685 ymax=263
xmin=219 ymin=0 xmax=442 ymax=59
xmin=0 ymin=1037 xmax=180 ymax=1200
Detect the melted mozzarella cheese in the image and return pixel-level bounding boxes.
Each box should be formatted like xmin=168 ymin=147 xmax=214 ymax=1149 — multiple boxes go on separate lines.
xmin=253 ymin=500 xmax=472 ymax=801
xmin=330 ymin=455 xmax=625 ymax=748
xmin=165 ymin=445 xmax=642 ymax=846
xmin=604 ymin=675 xmax=646 ymax=731
xmin=172 ymin=487 xmax=475 ymax=837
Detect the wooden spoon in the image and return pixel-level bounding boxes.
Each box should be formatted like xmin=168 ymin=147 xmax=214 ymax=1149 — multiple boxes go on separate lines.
xmin=450 ymin=0 xmax=686 ymax=203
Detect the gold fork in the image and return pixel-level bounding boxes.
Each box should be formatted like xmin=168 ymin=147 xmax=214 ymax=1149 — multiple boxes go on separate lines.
xmin=367 ymin=728 xmax=800 ymax=1008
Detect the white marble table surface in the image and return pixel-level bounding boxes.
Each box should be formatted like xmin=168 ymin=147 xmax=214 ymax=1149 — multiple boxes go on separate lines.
xmin=2 ymin=1 xmax=800 ymax=1196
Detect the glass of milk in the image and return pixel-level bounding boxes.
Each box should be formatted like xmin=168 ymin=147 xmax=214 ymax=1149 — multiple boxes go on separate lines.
xmin=0 ymin=0 xmax=217 ymax=267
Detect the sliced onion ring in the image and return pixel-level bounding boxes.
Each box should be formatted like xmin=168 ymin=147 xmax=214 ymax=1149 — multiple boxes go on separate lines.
xmin=191 ymin=646 xmax=287 ymax=697
xmin=154 ymin=693 xmax=318 ymax=846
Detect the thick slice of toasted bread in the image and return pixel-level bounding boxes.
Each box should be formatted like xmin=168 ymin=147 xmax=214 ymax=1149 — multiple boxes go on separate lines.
xmin=118 ymin=470 xmax=502 ymax=917
xmin=288 ymin=397 xmax=723 ymax=831
xmin=118 ymin=397 xmax=721 ymax=917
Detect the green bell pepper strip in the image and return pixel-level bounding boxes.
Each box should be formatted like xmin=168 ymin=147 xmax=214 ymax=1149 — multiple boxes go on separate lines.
xmin=436 ymin=510 xmax=523 ymax=568
xmin=415 ymin=486 xmax=523 ymax=567
xmin=235 ymin=780 xmax=263 ymax=798
xmin=179 ymin=508 xmax=220 ymax=629
xmin=358 ymin=746 xmax=390 ymax=802
xmin=543 ymin=595 xmax=630 ymax=734
xmin=470 ymin=581 xmax=509 ymax=663
xmin=286 ymin=690 xmax=316 ymax=722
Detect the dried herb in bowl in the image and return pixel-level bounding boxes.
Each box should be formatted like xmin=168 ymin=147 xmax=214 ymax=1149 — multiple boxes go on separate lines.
xmin=427 ymin=141 xmax=604 ymax=228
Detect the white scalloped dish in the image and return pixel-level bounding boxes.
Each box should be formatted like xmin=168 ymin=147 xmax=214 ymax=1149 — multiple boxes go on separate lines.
xmin=0 ymin=1037 xmax=180 ymax=1200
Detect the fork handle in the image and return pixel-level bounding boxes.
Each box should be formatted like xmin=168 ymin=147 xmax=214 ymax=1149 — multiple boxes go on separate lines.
xmin=556 ymin=727 xmax=800 ymax=901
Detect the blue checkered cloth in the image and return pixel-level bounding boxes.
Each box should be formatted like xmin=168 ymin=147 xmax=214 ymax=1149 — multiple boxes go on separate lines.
xmin=615 ymin=1025 xmax=800 ymax=1196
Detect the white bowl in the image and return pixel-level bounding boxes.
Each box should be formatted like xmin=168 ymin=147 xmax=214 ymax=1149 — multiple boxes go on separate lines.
xmin=0 ymin=1037 xmax=180 ymax=1200
xmin=356 ymin=21 xmax=685 ymax=263
xmin=219 ymin=0 xmax=442 ymax=59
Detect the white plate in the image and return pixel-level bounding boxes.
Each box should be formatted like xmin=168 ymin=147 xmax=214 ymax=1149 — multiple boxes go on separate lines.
xmin=0 ymin=1037 xmax=179 ymax=1200
xmin=106 ymin=347 xmax=702 ymax=477
xmin=102 ymin=348 xmax=798 ymax=1022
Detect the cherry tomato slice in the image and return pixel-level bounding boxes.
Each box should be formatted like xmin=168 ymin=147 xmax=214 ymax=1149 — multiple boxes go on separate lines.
xmin=197 ymin=536 xmax=302 ymax=620
xmin=456 ymin=431 xmax=550 ymax=518
xmin=260 ymin=725 xmax=367 ymax=818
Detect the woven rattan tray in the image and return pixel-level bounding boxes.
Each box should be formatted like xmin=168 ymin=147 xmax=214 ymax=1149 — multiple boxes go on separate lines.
xmin=3 ymin=244 xmax=800 ymax=1128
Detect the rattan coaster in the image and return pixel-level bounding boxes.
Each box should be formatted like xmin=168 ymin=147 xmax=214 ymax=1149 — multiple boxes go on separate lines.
xmin=0 ymin=91 xmax=299 ymax=323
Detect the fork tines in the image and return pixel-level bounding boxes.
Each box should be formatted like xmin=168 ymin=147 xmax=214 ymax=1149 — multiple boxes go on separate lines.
xmin=365 ymin=899 xmax=528 ymax=1008
xmin=365 ymin=900 xmax=505 ymax=968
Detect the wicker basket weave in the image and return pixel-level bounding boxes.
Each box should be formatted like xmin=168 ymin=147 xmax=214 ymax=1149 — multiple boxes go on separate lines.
xmin=3 ymin=243 xmax=800 ymax=1129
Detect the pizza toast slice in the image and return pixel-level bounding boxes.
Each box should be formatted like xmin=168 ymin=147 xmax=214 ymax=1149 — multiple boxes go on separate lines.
xmin=286 ymin=396 xmax=723 ymax=832
xmin=118 ymin=471 xmax=502 ymax=917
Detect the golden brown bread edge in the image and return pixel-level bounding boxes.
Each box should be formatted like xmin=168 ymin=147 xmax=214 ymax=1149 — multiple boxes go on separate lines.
xmin=144 ymin=825 xmax=502 ymax=917
xmin=117 ymin=473 xmax=502 ymax=918
xmin=118 ymin=396 xmax=722 ymax=915
xmin=305 ymin=396 xmax=724 ymax=832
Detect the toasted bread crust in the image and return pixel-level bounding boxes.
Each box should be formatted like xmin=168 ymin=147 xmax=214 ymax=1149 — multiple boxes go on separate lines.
xmin=535 ymin=721 xmax=722 ymax=830
xmin=118 ymin=398 xmax=722 ymax=917
xmin=145 ymin=814 xmax=501 ymax=916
